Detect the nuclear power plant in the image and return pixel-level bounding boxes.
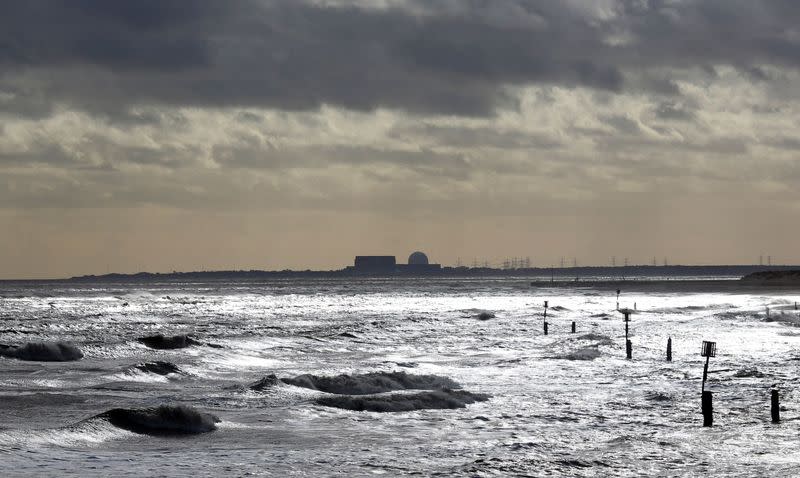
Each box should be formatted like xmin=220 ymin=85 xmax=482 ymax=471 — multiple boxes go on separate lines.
xmin=347 ymin=251 xmax=442 ymax=275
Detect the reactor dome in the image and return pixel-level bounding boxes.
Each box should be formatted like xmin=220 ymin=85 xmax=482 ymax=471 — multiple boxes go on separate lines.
xmin=408 ymin=251 xmax=429 ymax=265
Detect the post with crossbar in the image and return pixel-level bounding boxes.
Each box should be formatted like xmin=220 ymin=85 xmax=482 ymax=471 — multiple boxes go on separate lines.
xmin=700 ymin=340 xmax=716 ymax=427
xmin=623 ymin=310 xmax=632 ymax=359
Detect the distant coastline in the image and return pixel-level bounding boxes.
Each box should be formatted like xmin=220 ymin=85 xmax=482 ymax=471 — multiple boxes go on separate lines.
xmin=741 ymin=269 xmax=800 ymax=285
xmin=52 ymin=265 xmax=800 ymax=283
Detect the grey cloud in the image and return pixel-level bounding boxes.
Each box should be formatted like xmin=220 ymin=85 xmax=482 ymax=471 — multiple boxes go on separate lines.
xmin=213 ymin=140 xmax=473 ymax=180
xmin=390 ymin=124 xmax=563 ymax=150
xmin=763 ymin=137 xmax=800 ymax=151
xmin=593 ymin=135 xmax=750 ymax=157
xmin=602 ymin=115 xmax=641 ymax=135
xmin=653 ymin=102 xmax=696 ymax=121
xmin=2 ymin=1 xmax=798 ymax=118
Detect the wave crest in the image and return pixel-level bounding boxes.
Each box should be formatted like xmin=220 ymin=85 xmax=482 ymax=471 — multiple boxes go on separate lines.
xmin=0 ymin=341 xmax=84 ymax=361
xmin=316 ymin=389 xmax=489 ymax=412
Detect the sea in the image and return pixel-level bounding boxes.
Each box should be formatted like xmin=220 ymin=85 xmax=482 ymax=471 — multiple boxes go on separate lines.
xmin=1 ymin=276 xmax=799 ymax=477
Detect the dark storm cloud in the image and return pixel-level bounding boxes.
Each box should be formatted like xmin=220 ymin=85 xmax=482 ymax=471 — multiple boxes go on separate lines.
xmin=0 ymin=0 xmax=799 ymax=117
xmin=0 ymin=0 xmax=800 ymax=116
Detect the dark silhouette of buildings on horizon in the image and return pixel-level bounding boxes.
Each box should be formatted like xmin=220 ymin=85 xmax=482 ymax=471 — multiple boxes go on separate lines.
xmin=347 ymin=252 xmax=442 ymax=275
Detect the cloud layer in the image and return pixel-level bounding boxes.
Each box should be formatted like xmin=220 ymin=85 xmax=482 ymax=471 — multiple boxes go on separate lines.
xmin=1 ymin=0 xmax=799 ymax=276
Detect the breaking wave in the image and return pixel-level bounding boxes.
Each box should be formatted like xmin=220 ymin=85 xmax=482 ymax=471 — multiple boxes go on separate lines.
xmin=733 ymin=368 xmax=766 ymax=378
xmin=316 ymin=389 xmax=489 ymax=412
xmin=280 ymin=371 xmax=461 ymax=395
xmin=559 ymin=345 xmax=602 ymax=361
xmin=249 ymin=374 xmax=281 ymax=391
xmin=136 ymin=334 xmax=199 ymax=350
xmin=94 ymin=405 xmax=219 ymax=435
xmin=0 ymin=341 xmax=84 ymax=362
xmin=130 ymin=361 xmax=182 ymax=376
xmin=575 ymin=333 xmax=614 ymax=346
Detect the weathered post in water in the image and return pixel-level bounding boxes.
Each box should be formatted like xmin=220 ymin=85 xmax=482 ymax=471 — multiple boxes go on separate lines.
xmin=571 ymin=321 xmax=576 ymax=333
xmin=616 ymin=289 xmax=621 ymax=311
xmin=667 ymin=337 xmax=672 ymax=361
xmin=772 ymin=389 xmax=780 ymax=423
xmin=620 ymin=309 xmax=633 ymax=359
xmin=543 ymin=301 xmax=549 ymax=335
xmin=700 ymin=340 xmax=716 ymax=427
xmin=702 ymin=391 xmax=713 ymax=427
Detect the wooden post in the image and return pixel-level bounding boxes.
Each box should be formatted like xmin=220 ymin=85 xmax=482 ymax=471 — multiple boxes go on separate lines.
xmin=571 ymin=321 xmax=576 ymax=333
xmin=699 ymin=340 xmax=716 ymax=426
xmin=766 ymin=306 xmax=770 ymax=319
xmin=702 ymin=391 xmax=713 ymax=427
xmin=772 ymin=389 xmax=780 ymax=423
xmin=666 ymin=337 xmax=672 ymax=361
xmin=616 ymin=289 xmax=620 ymax=311
xmin=623 ymin=310 xmax=631 ymax=359
xmin=543 ymin=301 xmax=548 ymax=335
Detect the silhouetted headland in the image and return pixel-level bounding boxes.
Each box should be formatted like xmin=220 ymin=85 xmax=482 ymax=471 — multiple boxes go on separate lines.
xmin=741 ymin=269 xmax=800 ymax=285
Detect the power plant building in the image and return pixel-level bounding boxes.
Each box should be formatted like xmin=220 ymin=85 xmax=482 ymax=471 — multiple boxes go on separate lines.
xmin=348 ymin=252 xmax=441 ymax=275
xmin=353 ymin=255 xmax=396 ymax=273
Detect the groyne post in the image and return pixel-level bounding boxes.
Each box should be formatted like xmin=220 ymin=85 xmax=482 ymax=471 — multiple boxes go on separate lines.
xmin=623 ymin=310 xmax=631 ymax=359
xmin=700 ymin=340 xmax=716 ymax=426
xmin=571 ymin=321 xmax=576 ymax=333
xmin=702 ymin=391 xmax=713 ymax=427
xmin=624 ymin=311 xmax=629 ymax=338
xmin=616 ymin=289 xmax=620 ymax=311
xmin=543 ymin=301 xmax=549 ymax=336
xmin=772 ymin=389 xmax=780 ymax=423
xmin=667 ymin=337 xmax=672 ymax=361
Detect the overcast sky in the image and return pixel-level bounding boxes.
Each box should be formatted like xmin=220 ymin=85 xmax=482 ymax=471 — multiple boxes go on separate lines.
xmin=2 ymin=0 xmax=799 ymax=278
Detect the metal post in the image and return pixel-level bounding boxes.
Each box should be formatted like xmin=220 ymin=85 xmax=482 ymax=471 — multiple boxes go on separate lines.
xmin=702 ymin=354 xmax=710 ymax=393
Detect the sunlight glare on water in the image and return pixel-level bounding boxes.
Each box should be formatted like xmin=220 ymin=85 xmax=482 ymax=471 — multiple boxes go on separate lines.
xmin=1 ymin=277 xmax=799 ymax=476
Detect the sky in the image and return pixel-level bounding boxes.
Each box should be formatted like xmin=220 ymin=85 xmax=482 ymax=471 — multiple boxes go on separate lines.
xmin=1 ymin=0 xmax=799 ymax=278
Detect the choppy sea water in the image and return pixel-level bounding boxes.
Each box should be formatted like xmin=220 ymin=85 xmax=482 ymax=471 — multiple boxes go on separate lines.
xmin=1 ymin=277 xmax=799 ymax=477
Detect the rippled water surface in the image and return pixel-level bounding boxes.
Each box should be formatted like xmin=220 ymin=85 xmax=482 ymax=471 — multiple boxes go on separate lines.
xmin=1 ymin=277 xmax=800 ymax=476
